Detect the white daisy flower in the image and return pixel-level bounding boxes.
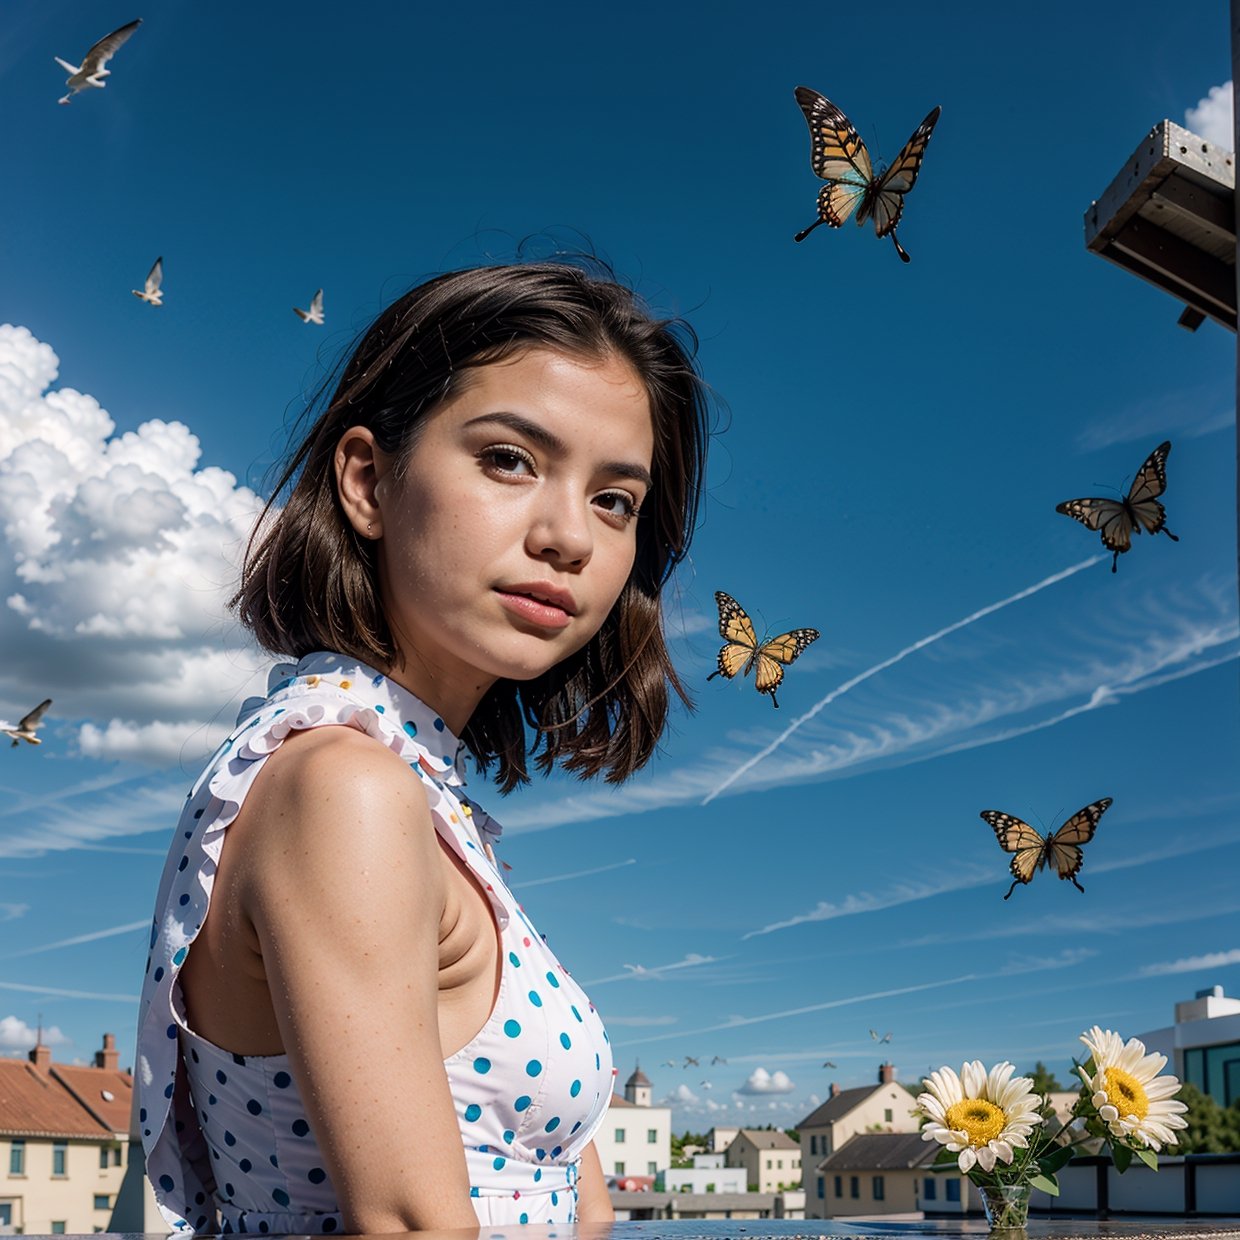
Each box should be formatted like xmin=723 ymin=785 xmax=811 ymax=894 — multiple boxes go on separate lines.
xmin=1079 ymin=1026 xmax=1189 ymax=1151
xmin=917 ymin=1060 xmax=1045 ymax=1174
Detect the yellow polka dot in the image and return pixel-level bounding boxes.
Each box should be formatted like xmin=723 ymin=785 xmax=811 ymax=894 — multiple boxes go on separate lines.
xmin=306 ymin=675 xmax=319 ymax=686
xmin=339 ymin=679 xmax=351 ymax=690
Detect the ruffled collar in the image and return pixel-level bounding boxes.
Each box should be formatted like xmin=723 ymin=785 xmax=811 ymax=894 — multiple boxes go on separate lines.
xmin=250 ymin=650 xmax=470 ymax=787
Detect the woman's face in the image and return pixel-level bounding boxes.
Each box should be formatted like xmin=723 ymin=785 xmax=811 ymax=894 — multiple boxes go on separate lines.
xmin=359 ymin=347 xmax=655 ymax=716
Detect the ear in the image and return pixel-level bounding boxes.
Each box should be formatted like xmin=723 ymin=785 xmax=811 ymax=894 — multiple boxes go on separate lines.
xmin=335 ymin=426 xmax=389 ymax=540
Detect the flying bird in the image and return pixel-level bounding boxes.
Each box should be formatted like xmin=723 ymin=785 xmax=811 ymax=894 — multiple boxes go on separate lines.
xmin=868 ymin=1029 xmax=892 ymax=1043
xmin=700 ymin=1080 xmax=713 ymax=1090
xmin=2 ymin=699 xmax=52 ymax=748
xmin=294 ymin=288 xmax=324 ymax=324
xmin=982 ymin=798 xmax=1112 ymax=900
xmin=707 ymin=591 xmax=819 ymax=709
xmin=683 ymin=1055 xmax=700 ymax=1068
xmin=132 ymin=257 xmax=163 ymax=306
xmin=661 ymin=1060 xmax=678 ymax=1068
xmin=793 ymin=85 xmax=941 ymax=262
xmin=1056 ymin=441 xmax=1178 ymax=572
xmin=55 ymin=19 xmax=142 ymax=106
xmin=822 ymin=1061 xmax=837 ymax=1069
xmin=710 ymin=1055 xmax=728 ymax=1065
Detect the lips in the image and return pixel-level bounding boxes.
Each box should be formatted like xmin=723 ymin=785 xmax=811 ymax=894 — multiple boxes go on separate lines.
xmin=498 ymin=582 xmax=578 ymax=616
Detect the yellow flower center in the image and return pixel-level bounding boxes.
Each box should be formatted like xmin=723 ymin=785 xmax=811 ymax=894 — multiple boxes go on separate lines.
xmin=1101 ymin=1067 xmax=1149 ymax=1119
xmin=944 ymin=1098 xmax=1008 ymax=1146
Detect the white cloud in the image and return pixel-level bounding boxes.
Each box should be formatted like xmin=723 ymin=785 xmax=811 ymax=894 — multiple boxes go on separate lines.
xmin=0 ymin=1015 xmax=69 ymax=1050
xmin=663 ymin=1083 xmax=698 ymax=1105
xmin=0 ymin=323 xmax=272 ymax=769
xmin=738 ymin=1067 xmax=795 ymax=1095
xmin=1140 ymin=948 xmax=1240 ymax=976
xmin=0 ymin=904 xmax=27 ymax=921
xmin=1186 ymin=81 xmax=1233 ymax=150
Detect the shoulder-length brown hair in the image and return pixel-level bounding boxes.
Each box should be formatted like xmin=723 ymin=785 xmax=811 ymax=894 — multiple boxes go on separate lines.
xmin=232 ymin=260 xmax=711 ymax=792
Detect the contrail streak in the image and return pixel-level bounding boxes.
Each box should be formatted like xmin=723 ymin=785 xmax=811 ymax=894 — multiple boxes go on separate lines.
xmin=2 ymin=919 xmax=148 ymax=960
xmin=702 ymin=555 xmax=1105 ymax=805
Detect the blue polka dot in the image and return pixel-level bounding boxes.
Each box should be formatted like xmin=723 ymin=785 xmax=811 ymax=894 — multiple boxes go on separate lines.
xmin=164 ymin=1082 xmax=174 ymax=1098
xmin=528 ymin=990 xmax=543 ymax=1007
xmin=224 ymin=1183 xmax=235 ymax=1199
xmin=269 ymin=1155 xmax=279 ymax=1168
xmin=474 ymin=1056 xmax=492 ymax=1074
xmin=514 ymin=1095 xmax=531 ymax=1112
xmin=403 ymin=721 xmax=417 ymax=738
xmin=372 ymin=674 xmax=385 ymax=687
xmin=545 ymin=1117 xmax=560 ymax=1132
xmin=526 ymin=1059 xmax=542 ymax=1077
xmin=159 ymin=1174 xmax=175 ymax=1192
xmin=178 ymin=856 xmax=189 ymax=871
xmin=552 ymin=1191 xmax=559 ymax=1206
xmin=166 ymin=1023 xmax=176 ymax=1039
xmin=570 ymin=1004 xmax=582 ymax=1022
xmin=470 ymin=1187 xmax=480 ymax=1198
xmin=464 ymin=1103 xmax=482 ymax=1122
xmin=571 ymin=1121 xmax=582 ymax=1134
xmin=570 ymin=1079 xmax=581 ymax=1097
xmin=595 ymin=1053 xmax=600 ymax=1069
xmin=533 ymin=1168 xmax=542 ymax=1182
xmin=140 ymin=1108 xmax=147 ymax=1122
xmin=504 ymin=1019 xmax=521 ymax=1038
xmin=503 ymin=1128 xmax=514 ymax=1143
xmin=207 ymin=1095 xmax=216 ymax=1106
xmin=551 ymin=1144 xmax=562 ymax=1157
xmin=292 ymin=1119 xmax=310 ymax=1137
xmin=519 ymin=1213 xmax=528 ymax=1225
xmin=508 ymin=951 xmax=521 ymax=967
xmin=322 ymin=1219 xmax=336 ymax=1233
xmin=433 ymin=718 xmax=445 ymax=731
xmin=172 ymin=947 xmax=187 ymax=965
xmin=545 ymin=971 xmax=560 ymax=988
xmin=215 ymin=1069 xmax=227 ymax=1085
xmin=246 ymin=1099 xmax=262 ymax=1116
xmin=373 ymin=703 xmax=384 ymax=713
xmin=536 ymin=1148 xmax=546 ymax=1160
xmin=308 ymin=1168 xmax=326 ymax=1184
xmin=239 ymin=1159 xmax=252 ymax=1173
xmin=560 ymin=1032 xmax=571 ymax=1049
xmin=154 ymin=967 xmax=164 ymax=982
xmin=223 ymin=1131 xmax=236 ymax=1147
xmin=273 ymin=1071 xmax=291 ymax=1089
xmin=272 ymin=1189 xmax=290 ymax=1208
xmin=493 ymin=1156 xmax=506 ymax=1170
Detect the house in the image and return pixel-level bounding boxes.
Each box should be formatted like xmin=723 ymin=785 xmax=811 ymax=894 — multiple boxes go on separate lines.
xmin=1139 ymin=984 xmax=1240 ymax=1106
xmin=659 ymin=1151 xmax=747 ymax=1194
xmin=596 ymin=1064 xmax=671 ymax=1185
xmin=724 ymin=1127 xmax=801 ymax=1193
xmin=816 ymin=1131 xmax=970 ymax=1218
xmin=0 ymin=1033 xmax=158 ymax=1235
xmin=706 ymin=1125 xmax=737 ymax=1153
xmin=796 ymin=1064 xmax=921 ymax=1218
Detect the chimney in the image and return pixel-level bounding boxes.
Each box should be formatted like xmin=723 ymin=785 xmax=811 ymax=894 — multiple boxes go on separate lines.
xmin=878 ymin=1062 xmax=896 ymax=1084
xmin=95 ymin=1032 xmax=119 ymax=1071
xmin=829 ymin=1082 xmax=841 ymax=1098
xmin=29 ymin=1042 xmax=52 ymax=1069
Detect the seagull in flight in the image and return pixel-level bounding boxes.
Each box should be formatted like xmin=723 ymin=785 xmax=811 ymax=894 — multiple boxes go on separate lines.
xmin=660 ymin=1060 xmax=678 ymax=1068
xmin=294 ymin=288 xmax=324 ymax=324
xmin=2 ymin=700 xmax=52 ymax=748
xmin=710 ymin=1055 xmax=728 ymax=1065
xmin=822 ymin=1061 xmax=837 ymax=1069
xmin=869 ymin=1029 xmax=892 ymax=1043
xmin=55 ymin=19 xmax=142 ymax=106
xmin=132 ymin=257 xmax=163 ymax=305
xmin=682 ymin=1055 xmax=700 ymax=1068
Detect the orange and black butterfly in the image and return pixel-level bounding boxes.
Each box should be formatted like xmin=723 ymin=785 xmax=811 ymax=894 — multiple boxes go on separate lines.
xmin=793 ymin=86 xmax=941 ymax=262
xmin=980 ymin=798 xmax=1112 ymax=900
xmin=1056 ymin=441 xmax=1179 ymax=573
xmin=706 ymin=591 xmax=819 ymax=709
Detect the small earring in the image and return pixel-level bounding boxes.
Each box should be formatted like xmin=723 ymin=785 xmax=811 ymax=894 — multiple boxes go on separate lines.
xmin=366 ymin=522 xmax=373 ymax=535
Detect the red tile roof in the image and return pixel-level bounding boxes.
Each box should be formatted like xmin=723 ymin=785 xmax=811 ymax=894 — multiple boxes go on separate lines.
xmin=0 ymin=1048 xmax=132 ymax=1139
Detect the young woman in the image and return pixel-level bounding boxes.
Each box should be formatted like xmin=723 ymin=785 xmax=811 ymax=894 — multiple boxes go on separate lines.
xmin=135 ymin=261 xmax=711 ymax=1235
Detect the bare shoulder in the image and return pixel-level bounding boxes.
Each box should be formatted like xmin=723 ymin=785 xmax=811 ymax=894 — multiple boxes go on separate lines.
xmin=233 ymin=724 xmax=444 ymax=912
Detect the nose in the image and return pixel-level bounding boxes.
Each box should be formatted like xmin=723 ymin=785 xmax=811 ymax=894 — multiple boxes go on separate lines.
xmin=526 ymin=485 xmax=592 ymax=567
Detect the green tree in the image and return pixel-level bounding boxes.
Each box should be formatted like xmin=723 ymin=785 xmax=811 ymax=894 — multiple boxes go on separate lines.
xmin=1025 ymin=1061 xmax=1064 ymax=1093
xmin=784 ymin=1128 xmax=800 ymax=1143
xmin=1174 ymin=1084 xmax=1240 ymax=1153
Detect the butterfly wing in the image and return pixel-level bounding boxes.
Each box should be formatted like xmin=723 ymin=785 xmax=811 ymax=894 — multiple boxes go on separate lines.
xmin=752 ymin=628 xmax=820 ymax=700
xmin=1044 ymin=797 xmax=1111 ymax=888
xmin=711 ymin=591 xmax=758 ymax=681
xmin=1125 ymin=441 xmax=1172 ymax=535
xmin=867 ymin=105 xmax=942 ymax=237
xmin=1056 ymin=496 xmax=1134 ymax=556
xmin=980 ymin=809 xmax=1047 ymax=892
xmin=795 ymin=86 xmax=873 ymax=227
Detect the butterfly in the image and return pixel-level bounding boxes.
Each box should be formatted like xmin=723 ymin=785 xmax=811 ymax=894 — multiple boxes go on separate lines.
xmin=706 ymin=591 xmax=819 ymax=709
xmin=980 ymin=798 xmax=1112 ymax=900
xmin=793 ymin=86 xmax=942 ymax=262
xmin=1055 ymin=441 xmax=1179 ymax=572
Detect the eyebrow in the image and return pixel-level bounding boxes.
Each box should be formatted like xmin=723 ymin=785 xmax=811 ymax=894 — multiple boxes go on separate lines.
xmin=463 ymin=411 xmax=654 ymax=490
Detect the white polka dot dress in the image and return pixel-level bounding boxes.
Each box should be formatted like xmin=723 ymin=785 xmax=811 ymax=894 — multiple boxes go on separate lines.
xmin=136 ymin=652 xmax=616 ymax=1233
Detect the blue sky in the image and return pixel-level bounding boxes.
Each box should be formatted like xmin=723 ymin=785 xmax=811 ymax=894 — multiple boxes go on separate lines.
xmin=1 ymin=1 xmax=1237 ymax=1134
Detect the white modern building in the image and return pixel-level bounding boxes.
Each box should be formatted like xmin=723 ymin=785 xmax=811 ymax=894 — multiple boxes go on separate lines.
xmin=659 ymin=1152 xmax=748 ymax=1194
xmin=1138 ymin=984 xmax=1240 ymax=1107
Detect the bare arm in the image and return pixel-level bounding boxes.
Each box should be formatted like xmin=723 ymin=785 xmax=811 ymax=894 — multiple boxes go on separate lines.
xmin=238 ymin=727 xmax=480 ymax=1235
xmin=575 ymin=1141 xmax=615 ymax=1223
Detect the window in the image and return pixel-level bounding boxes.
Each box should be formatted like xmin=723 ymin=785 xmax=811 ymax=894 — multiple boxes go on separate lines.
xmin=51 ymin=1223 xmax=67 ymax=1235
xmin=94 ymin=1195 xmax=110 ymax=1210
xmin=884 ymin=1108 xmax=893 ymax=1122
xmin=647 ymin=1161 xmax=657 ymax=1174
xmin=113 ymin=1145 xmax=123 ymax=1166
xmin=816 ymin=1175 xmax=825 ymax=1199
xmin=613 ymin=1161 xmax=625 ymax=1175
xmin=647 ymin=1128 xmax=657 ymax=1143
xmin=946 ymin=1178 xmax=961 ymax=1203
xmin=810 ymin=1134 xmax=818 ymax=1155
xmin=615 ymin=1128 xmax=625 ymax=1143
xmin=52 ymin=1140 xmax=67 ymax=1176
xmin=833 ymin=1174 xmax=842 ymax=1197
xmin=923 ymin=1176 xmax=937 ymax=1201
xmin=777 ymin=1158 xmax=783 ymax=1169
xmin=872 ymin=1175 xmax=885 ymax=1201
xmin=0 ymin=1204 xmax=11 ymax=1227
xmin=850 ymin=1175 xmax=860 ymax=1199
xmin=9 ymin=1139 xmax=24 ymax=1175
xmin=764 ymin=1157 xmax=772 ymax=1169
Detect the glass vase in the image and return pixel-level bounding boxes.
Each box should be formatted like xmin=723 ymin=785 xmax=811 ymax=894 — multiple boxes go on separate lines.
xmin=978 ymin=1181 xmax=1031 ymax=1233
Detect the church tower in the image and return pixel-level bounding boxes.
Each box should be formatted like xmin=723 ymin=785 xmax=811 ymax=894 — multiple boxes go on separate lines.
xmin=624 ymin=1062 xmax=652 ymax=1107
